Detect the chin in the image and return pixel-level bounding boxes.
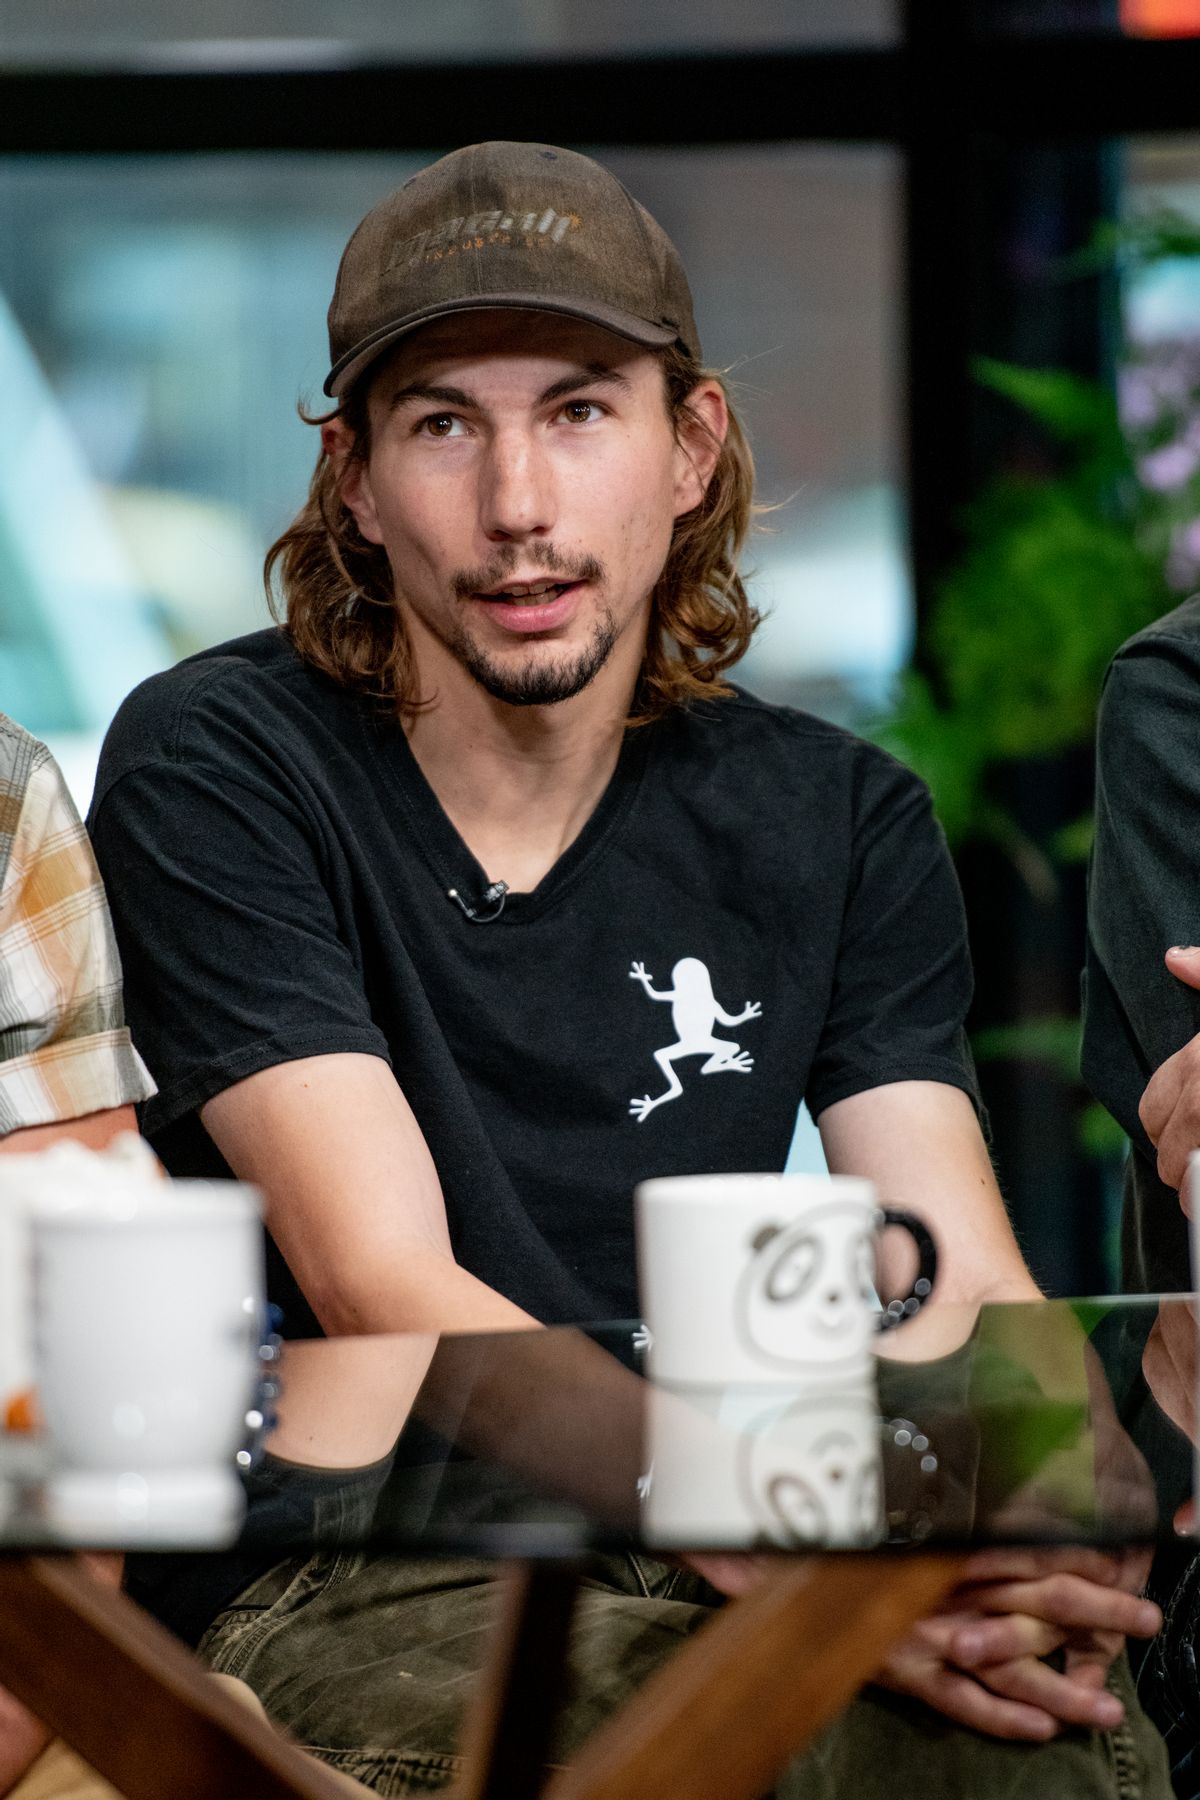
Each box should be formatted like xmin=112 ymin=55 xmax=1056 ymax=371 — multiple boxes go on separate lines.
xmin=460 ymin=613 xmax=620 ymax=708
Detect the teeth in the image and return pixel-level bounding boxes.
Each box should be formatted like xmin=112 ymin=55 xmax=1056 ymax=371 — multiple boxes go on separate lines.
xmin=488 ymin=581 xmax=564 ymax=603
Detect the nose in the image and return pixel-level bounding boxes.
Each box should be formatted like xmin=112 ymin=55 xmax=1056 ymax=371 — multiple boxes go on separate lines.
xmin=480 ymin=426 xmax=555 ymax=543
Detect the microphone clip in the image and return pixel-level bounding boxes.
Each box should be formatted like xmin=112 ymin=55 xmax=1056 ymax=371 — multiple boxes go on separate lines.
xmin=447 ymin=881 xmax=509 ymax=924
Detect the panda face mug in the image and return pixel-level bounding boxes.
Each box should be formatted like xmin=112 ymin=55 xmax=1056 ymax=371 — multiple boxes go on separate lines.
xmin=635 ymin=1172 xmax=938 ymax=1387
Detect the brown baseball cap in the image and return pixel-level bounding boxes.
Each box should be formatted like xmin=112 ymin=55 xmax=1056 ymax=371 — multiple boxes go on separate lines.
xmin=324 ymin=140 xmax=701 ymax=397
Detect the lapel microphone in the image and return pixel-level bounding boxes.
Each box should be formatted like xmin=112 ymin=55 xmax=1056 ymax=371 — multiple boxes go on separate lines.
xmin=447 ymin=881 xmax=509 ymax=923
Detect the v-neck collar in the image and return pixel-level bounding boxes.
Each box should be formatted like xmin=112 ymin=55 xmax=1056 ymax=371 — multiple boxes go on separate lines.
xmin=361 ymin=708 xmax=656 ymax=924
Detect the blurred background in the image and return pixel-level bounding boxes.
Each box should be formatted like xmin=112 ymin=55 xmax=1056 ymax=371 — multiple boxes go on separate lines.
xmin=2 ymin=0 xmax=1199 ymax=1290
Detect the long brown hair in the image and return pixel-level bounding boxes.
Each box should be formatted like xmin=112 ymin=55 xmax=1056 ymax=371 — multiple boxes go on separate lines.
xmin=265 ymin=341 xmax=760 ymax=722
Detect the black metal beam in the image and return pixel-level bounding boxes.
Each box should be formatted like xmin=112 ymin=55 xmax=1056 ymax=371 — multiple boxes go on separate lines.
xmin=2 ymin=35 xmax=1200 ymax=155
xmin=0 ymin=50 xmax=904 ymax=154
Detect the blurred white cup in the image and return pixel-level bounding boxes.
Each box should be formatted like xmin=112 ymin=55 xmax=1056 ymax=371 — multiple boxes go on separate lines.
xmin=642 ymin=1379 xmax=884 ymax=1551
xmin=32 ymin=1174 xmax=264 ymax=1545
xmin=0 ymin=1135 xmax=160 ymax=1427
xmin=635 ymin=1172 xmax=938 ymax=1388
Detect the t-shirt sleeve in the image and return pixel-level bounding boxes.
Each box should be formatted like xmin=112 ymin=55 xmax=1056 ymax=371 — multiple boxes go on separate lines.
xmin=89 ymin=756 xmax=392 ymax=1138
xmin=1082 ymin=629 xmax=1200 ymax=1153
xmin=0 ymin=750 xmax=156 ymax=1132
xmin=804 ymin=749 xmax=981 ymax=1123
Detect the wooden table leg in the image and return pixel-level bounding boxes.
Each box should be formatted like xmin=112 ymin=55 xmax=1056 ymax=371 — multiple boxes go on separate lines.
xmin=544 ymin=1552 xmax=968 ymax=1800
xmin=453 ymin=1559 xmax=584 ymax=1800
xmin=0 ymin=1555 xmax=354 ymax=1800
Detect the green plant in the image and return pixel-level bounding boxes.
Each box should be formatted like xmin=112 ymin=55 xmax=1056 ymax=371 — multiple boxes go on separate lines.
xmin=874 ymin=208 xmax=1200 ymax=1159
xmin=876 ymin=360 xmax=1166 ymax=865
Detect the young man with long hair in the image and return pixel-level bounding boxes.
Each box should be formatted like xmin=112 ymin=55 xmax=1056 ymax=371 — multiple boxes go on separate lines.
xmin=90 ymin=143 xmax=1169 ymax=1796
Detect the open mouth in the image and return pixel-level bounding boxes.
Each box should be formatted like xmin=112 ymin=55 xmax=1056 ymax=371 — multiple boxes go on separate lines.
xmin=475 ymin=580 xmax=577 ymax=606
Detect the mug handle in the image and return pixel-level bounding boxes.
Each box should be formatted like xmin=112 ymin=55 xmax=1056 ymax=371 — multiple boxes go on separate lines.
xmin=875 ymin=1208 xmax=938 ymax=1333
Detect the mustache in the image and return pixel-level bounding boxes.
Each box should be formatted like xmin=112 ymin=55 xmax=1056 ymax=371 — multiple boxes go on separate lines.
xmin=452 ymin=545 xmax=606 ymax=599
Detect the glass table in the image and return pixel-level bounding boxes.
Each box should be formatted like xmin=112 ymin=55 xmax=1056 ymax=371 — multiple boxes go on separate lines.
xmin=0 ymin=1295 xmax=1194 ymax=1800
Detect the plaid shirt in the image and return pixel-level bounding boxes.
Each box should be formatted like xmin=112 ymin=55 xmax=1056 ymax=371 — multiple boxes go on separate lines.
xmin=0 ymin=715 xmax=155 ymax=1133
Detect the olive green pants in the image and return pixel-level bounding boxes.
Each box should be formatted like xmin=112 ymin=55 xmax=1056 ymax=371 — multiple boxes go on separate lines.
xmin=198 ymin=1551 xmax=1173 ymax=1799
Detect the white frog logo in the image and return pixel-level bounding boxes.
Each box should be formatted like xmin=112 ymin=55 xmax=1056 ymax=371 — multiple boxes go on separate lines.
xmin=628 ymin=957 xmax=761 ymax=1123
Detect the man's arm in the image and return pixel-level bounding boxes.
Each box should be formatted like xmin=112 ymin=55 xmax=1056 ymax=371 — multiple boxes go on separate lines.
xmin=1136 ymin=944 xmax=1200 ymax=1193
xmin=819 ymin=1078 xmax=1039 ymax=1312
xmin=819 ymin=1078 xmax=1159 ymax=1738
xmin=201 ymin=1052 xmax=538 ymax=1337
xmin=1082 ymin=614 xmax=1200 ymax=1287
xmin=0 ymin=1104 xmax=138 ymax=1158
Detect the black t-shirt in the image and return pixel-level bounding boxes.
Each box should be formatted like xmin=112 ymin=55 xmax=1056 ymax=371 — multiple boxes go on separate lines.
xmin=1083 ymin=596 xmax=1200 ymax=1295
xmin=90 ymin=627 xmax=980 ymax=1333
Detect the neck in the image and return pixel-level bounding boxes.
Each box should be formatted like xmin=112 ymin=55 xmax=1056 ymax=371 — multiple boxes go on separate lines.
xmin=403 ymin=630 xmax=643 ymax=894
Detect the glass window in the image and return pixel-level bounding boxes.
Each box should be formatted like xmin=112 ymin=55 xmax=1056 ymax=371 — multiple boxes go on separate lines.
xmin=0 ymin=144 xmax=906 ymax=804
xmin=977 ymin=0 xmax=1200 ymax=34
xmin=0 ymin=0 xmax=896 ymax=68
xmin=1121 ymin=137 xmax=1200 ymax=589
xmin=1121 ymin=0 xmax=1200 ymax=35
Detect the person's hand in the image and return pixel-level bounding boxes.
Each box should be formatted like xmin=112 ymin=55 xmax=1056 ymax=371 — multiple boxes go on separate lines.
xmin=0 ymin=1687 xmax=50 ymax=1800
xmin=877 ymin=1548 xmax=1160 ymax=1741
xmin=677 ymin=1550 xmax=777 ymax=1597
xmin=1143 ymin=1297 xmax=1199 ymax=1445
xmin=1138 ymin=946 xmax=1200 ymax=1193
xmin=1141 ymin=1297 xmax=1200 ymax=1534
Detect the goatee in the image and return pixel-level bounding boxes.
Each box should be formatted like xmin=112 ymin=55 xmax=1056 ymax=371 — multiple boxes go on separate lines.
xmin=459 ymin=610 xmax=620 ymax=706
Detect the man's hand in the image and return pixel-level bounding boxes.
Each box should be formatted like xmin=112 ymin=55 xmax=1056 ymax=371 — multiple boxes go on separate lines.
xmin=1141 ymin=1298 xmax=1199 ymax=1534
xmin=1142 ymin=1297 xmax=1198 ymax=1445
xmin=0 ymin=1687 xmax=49 ymax=1799
xmin=685 ymin=1547 xmax=1158 ymax=1741
xmin=1137 ymin=946 xmax=1200 ymax=1193
xmin=877 ymin=1548 xmax=1160 ymax=1741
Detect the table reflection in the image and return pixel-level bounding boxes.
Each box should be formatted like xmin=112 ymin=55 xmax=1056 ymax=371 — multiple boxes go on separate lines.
xmin=0 ymin=1296 xmax=1193 ymax=1555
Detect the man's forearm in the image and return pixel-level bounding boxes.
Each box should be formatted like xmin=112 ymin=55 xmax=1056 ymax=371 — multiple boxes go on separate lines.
xmin=304 ymin=1240 xmax=540 ymax=1339
xmin=201 ymin=1055 xmax=540 ymax=1341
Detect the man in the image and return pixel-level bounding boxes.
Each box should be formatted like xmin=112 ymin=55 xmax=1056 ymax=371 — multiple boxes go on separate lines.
xmin=1082 ymin=595 xmax=1200 ymax=1789
xmin=90 ymin=143 xmax=1168 ymax=1796
xmin=0 ymin=714 xmax=156 ymax=1799
xmin=1083 ymin=593 xmax=1200 ymax=1294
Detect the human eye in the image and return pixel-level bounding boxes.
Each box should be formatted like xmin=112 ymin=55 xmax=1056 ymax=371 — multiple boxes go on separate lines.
xmin=417 ymin=412 xmax=466 ymax=439
xmin=559 ymin=398 xmax=605 ymax=425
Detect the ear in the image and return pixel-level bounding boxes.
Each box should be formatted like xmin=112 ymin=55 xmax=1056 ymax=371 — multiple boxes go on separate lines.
xmin=322 ymin=417 xmax=384 ymax=546
xmin=672 ymin=379 xmax=728 ymax=520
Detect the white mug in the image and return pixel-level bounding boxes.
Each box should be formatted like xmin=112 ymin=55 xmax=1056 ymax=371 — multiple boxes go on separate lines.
xmin=32 ymin=1176 xmax=264 ymax=1545
xmin=635 ymin=1172 xmax=938 ymax=1387
xmin=0 ymin=1135 xmax=161 ymax=1426
xmin=642 ymin=1379 xmax=884 ymax=1551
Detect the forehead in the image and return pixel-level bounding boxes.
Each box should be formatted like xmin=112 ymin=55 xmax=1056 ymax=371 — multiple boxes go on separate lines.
xmin=369 ymin=308 xmax=661 ymax=402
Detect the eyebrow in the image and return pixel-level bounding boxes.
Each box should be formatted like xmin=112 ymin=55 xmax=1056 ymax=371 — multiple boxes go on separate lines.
xmin=538 ymin=363 xmax=633 ymax=405
xmin=385 ymin=362 xmax=633 ymax=414
xmin=386 ymin=382 xmax=473 ymax=413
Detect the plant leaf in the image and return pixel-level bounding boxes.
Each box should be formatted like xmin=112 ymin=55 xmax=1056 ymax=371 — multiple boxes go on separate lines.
xmin=973 ymin=359 xmax=1121 ymax=448
xmin=972 ymin=1016 xmax=1082 ymax=1082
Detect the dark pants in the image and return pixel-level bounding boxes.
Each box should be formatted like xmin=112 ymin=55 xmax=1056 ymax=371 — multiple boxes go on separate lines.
xmin=1135 ymin=1545 xmax=1200 ymax=1800
xmin=198 ymin=1550 xmax=1172 ymax=1798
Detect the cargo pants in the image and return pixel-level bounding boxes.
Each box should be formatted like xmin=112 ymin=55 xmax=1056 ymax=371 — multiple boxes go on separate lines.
xmin=199 ymin=1549 xmax=1173 ymax=1800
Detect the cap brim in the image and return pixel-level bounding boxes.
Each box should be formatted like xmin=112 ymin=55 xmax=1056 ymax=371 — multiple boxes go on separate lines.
xmin=324 ymin=292 xmax=681 ymax=397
